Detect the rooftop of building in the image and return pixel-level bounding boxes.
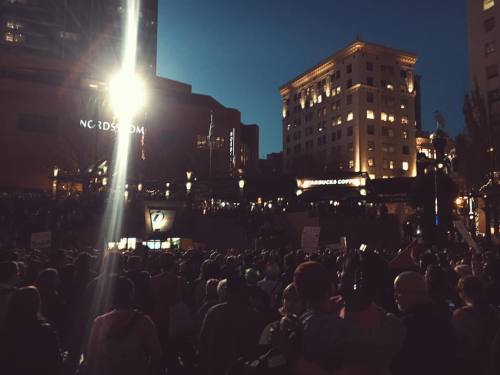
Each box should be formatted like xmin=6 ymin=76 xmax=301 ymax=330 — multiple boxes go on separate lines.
xmin=280 ymin=38 xmax=418 ymax=94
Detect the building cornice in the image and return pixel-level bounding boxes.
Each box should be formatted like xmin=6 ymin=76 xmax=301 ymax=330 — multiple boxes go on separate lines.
xmin=280 ymin=40 xmax=417 ymax=97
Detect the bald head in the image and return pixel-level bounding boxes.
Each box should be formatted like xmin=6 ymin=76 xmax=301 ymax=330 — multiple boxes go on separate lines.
xmin=394 ymin=271 xmax=428 ymax=313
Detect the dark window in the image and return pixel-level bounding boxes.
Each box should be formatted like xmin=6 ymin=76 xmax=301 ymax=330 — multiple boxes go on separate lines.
xmin=366 ymin=62 xmax=373 ymax=71
xmin=485 ymin=17 xmax=495 ymax=32
xmin=381 ymin=65 xmax=386 ymax=72
xmin=402 ymin=145 xmax=410 ymax=155
xmin=337 ymin=129 xmax=342 ymax=139
xmin=348 ymin=142 xmax=354 ymax=152
xmin=367 ymin=77 xmax=374 ymax=86
xmin=286 ymin=135 xmax=290 ymax=143
xmin=347 ymin=126 xmax=353 ymax=136
xmin=368 ymin=141 xmax=375 ymax=151
xmin=400 ymin=70 xmax=407 ymax=78
xmin=367 ymin=92 xmax=374 ymax=103
xmin=346 ymin=94 xmax=353 ymax=105
xmin=487 ymin=64 xmax=499 ymax=79
xmin=347 ymin=64 xmax=352 ymax=74
xmin=367 ymin=124 xmax=375 ymax=135
xmin=317 ymin=135 xmax=327 ymax=146
xmin=331 ymin=132 xmax=336 ymax=142
xmin=382 ymin=127 xmax=389 ymax=136
xmin=336 ymin=70 xmax=341 ymax=79
xmin=346 ymin=79 xmax=353 ymax=89
xmin=17 ymin=114 xmax=57 ymax=133
xmin=294 ymin=144 xmax=302 ymax=153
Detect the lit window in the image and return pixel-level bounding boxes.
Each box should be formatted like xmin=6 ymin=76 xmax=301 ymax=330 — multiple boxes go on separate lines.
xmin=366 ymin=110 xmax=375 ymax=119
xmin=4 ymin=32 xmax=23 ymax=43
xmin=318 ymin=94 xmax=323 ymax=103
xmin=336 ymin=116 xmax=342 ymax=125
xmin=388 ymin=114 xmax=395 ymax=123
xmin=368 ymin=158 xmax=375 ymax=167
xmin=402 ymin=130 xmax=408 ymax=140
xmin=368 ymin=141 xmax=375 ymax=151
xmin=349 ymin=160 xmax=355 ymax=169
xmin=484 ymin=0 xmax=495 ymax=11
xmin=402 ymin=161 xmax=409 ymax=171
xmin=401 ymin=116 xmax=409 ymax=124
xmin=389 ymin=161 xmax=395 ymax=169
xmin=381 ymin=112 xmax=388 ymax=121
xmin=5 ymin=32 xmax=14 ymax=42
xmin=369 ymin=174 xmax=376 ymax=180
xmin=485 ymin=41 xmax=496 ymax=55
xmin=401 ymin=104 xmax=406 ymax=109
xmin=387 ymin=84 xmax=394 ymax=90
xmin=347 ymin=112 xmax=354 ymax=121
xmin=6 ymin=20 xmax=23 ymax=30
xmin=382 ymin=175 xmax=389 ymax=179
xmin=336 ymin=86 xmax=341 ymax=95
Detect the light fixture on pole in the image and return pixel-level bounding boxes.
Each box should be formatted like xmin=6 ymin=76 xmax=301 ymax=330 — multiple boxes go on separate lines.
xmin=238 ymin=178 xmax=245 ymax=190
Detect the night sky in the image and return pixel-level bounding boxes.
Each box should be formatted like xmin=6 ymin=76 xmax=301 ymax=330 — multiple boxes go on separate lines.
xmin=157 ymin=0 xmax=468 ymax=159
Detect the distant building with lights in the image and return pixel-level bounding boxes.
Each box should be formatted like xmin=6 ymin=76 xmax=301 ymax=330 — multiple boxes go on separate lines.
xmin=280 ymin=39 xmax=419 ymax=179
xmin=0 ymin=0 xmax=158 ymax=75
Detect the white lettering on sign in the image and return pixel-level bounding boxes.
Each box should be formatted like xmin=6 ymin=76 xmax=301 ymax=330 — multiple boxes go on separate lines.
xmin=80 ymin=119 xmax=145 ymax=135
xmin=297 ymin=177 xmax=366 ymax=189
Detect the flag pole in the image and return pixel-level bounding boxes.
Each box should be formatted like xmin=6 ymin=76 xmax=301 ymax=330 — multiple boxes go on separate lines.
xmin=208 ymin=111 xmax=214 ymax=180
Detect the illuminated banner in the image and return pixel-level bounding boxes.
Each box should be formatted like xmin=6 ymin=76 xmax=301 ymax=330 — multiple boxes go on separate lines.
xmin=149 ymin=208 xmax=176 ymax=232
xmin=80 ymin=119 xmax=145 ymax=135
xmin=297 ymin=177 xmax=366 ymax=189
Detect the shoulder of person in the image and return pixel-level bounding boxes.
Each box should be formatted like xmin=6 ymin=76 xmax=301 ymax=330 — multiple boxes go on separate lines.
xmin=38 ymin=321 xmax=59 ymax=338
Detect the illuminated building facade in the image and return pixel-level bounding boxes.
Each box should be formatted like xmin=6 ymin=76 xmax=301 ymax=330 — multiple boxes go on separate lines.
xmin=280 ymin=40 xmax=419 ymax=179
xmin=0 ymin=0 xmax=158 ymax=75
xmin=0 ymin=51 xmax=258 ymax=190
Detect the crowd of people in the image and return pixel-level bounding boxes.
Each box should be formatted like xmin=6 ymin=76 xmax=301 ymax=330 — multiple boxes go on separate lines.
xmin=0 ymin=241 xmax=499 ymax=375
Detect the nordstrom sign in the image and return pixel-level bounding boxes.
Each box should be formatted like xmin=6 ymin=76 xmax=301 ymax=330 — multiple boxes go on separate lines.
xmin=79 ymin=119 xmax=145 ymax=135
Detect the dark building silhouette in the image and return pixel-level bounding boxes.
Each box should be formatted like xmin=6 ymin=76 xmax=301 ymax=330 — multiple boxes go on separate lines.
xmin=0 ymin=0 xmax=158 ymax=75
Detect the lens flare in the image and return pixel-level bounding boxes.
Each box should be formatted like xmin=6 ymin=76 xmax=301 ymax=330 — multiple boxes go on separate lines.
xmin=100 ymin=0 xmax=143 ymax=246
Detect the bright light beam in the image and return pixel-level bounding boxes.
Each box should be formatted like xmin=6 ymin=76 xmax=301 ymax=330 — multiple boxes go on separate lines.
xmin=100 ymin=0 xmax=144 ymax=246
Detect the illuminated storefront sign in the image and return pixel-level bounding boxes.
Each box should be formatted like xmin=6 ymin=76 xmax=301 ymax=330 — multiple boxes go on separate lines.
xmin=297 ymin=177 xmax=366 ymax=190
xmin=79 ymin=119 xmax=145 ymax=135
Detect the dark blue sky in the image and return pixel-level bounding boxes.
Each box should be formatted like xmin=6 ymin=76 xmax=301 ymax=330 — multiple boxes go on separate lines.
xmin=157 ymin=0 xmax=468 ymax=158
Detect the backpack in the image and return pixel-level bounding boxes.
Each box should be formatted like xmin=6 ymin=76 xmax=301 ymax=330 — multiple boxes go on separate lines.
xmin=226 ymin=315 xmax=301 ymax=375
xmin=98 ymin=311 xmax=146 ymax=375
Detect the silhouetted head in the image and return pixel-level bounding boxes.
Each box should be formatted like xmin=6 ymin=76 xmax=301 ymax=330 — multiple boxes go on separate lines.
xmin=6 ymin=286 xmax=42 ymax=326
xmin=394 ymin=271 xmax=428 ymax=313
xmin=111 ymin=276 xmax=135 ymax=309
xmin=294 ymin=261 xmax=330 ymax=310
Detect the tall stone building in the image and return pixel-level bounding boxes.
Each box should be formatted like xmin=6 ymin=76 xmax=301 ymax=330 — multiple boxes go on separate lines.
xmin=280 ymin=39 xmax=419 ymax=179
